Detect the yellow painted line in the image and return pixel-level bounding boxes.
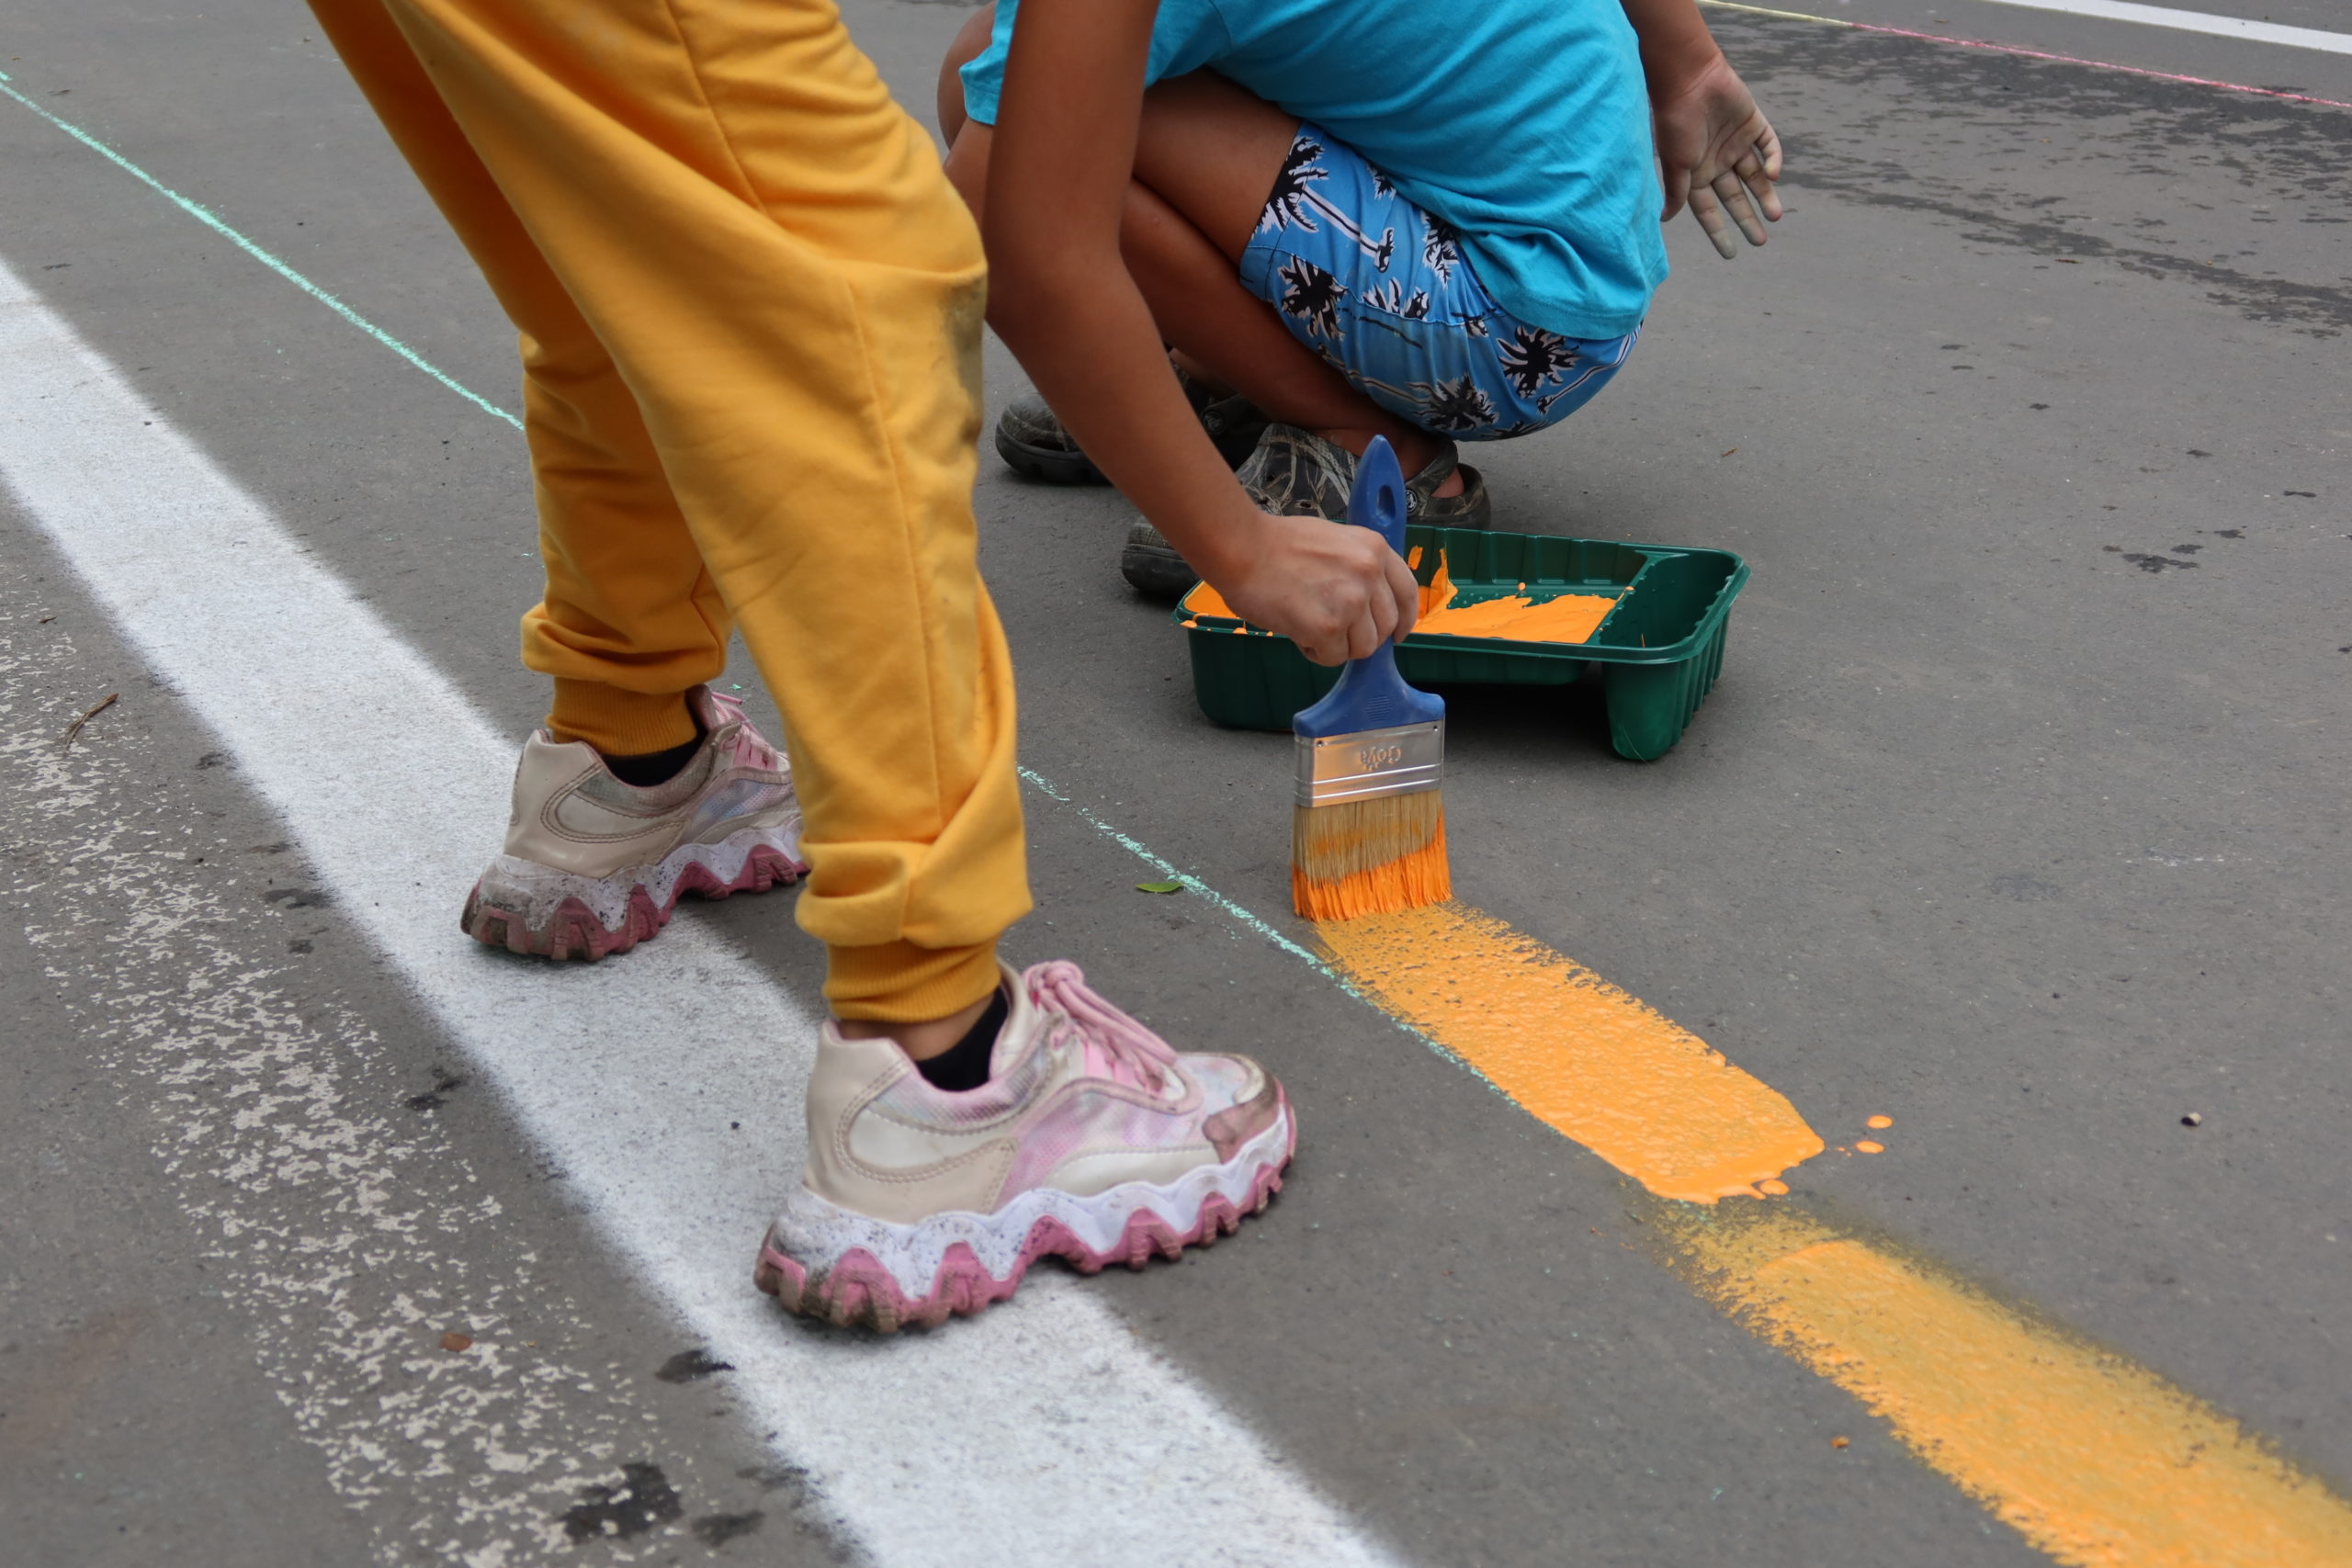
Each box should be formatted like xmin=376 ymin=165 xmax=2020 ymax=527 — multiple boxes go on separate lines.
xmin=1660 ymin=1204 xmax=2352 ymax=1568
xmin=1315 ymin=901 xmax=1823 ymax=1201
xmin=1317 ymin=901 xmax=2352 ymax=1565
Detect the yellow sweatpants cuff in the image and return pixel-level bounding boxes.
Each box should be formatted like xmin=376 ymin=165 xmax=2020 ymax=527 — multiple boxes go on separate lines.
xmin=548 ymin=678 xmax=700 ymax=756
xmin=826 ymin=938 xmax=1003 ymax=1024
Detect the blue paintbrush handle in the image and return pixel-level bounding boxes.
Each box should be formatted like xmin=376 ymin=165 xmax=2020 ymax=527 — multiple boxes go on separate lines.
xmin=1293 ymin=436 xmax=1447 ymax=739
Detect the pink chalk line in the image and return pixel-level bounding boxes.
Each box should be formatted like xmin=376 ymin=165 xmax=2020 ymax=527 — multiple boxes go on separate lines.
xmin=1701 ymin=0 xmax=2352 ymax=111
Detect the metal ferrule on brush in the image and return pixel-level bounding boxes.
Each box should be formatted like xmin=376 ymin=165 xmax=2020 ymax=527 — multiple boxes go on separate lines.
xmin=1295 ymin=720 xmax=1444 ymax=808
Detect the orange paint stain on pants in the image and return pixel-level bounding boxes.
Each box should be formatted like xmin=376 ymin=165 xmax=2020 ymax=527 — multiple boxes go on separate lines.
xmin=1664 ymin=1205 xmax=2352 ymax=1567
xmin=1314 ymin=902 xmax=1822 ymax=1201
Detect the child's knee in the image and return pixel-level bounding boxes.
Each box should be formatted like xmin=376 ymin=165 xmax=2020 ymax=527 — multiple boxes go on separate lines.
xmin=936 ymin=4 xmax=996 ymax=143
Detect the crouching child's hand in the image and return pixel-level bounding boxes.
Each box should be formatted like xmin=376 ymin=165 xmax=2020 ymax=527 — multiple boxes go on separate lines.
xmin=1650 ymin=54 xmax=1783 ymax=259
xmin=1209 ymin=512 xmax=1421 ymax=668
xmin=1622 ymin=0 xmax=1784 ymax=257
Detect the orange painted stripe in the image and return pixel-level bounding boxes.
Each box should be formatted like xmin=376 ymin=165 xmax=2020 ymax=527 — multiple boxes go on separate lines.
xmin=1317 ymin=900 xmax=2352 ymax=1562
xmin=1661 ymin=1205 xmax=2352 ymax=1568
xmin=1314 ymin=901 xmax=1822 ymax=1201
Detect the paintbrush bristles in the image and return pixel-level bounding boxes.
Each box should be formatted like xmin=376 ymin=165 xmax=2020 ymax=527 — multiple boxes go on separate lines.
xmin=1292 ymin=790 xmax=1444 ymax=879
xmin=1291 ymin=794 xmax=1452 ymax=920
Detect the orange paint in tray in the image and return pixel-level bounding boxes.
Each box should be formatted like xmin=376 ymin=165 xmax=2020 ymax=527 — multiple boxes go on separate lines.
xmin=1182 ymin=547 xmax=1622 ymax=648
xmin=1411 ymin=548 xmax=1622 ymax=643
xmin=1171 ymin=529 xmax=1747 ymax=760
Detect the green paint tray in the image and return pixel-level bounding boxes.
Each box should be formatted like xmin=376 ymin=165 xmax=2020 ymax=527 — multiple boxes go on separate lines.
xmin=1172 ymin=525 xmax=1747 ymax=761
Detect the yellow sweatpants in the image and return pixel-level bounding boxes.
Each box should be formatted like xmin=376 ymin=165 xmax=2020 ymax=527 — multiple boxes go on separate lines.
xmin=308 ymin=0 xmax=1030 ymax=1021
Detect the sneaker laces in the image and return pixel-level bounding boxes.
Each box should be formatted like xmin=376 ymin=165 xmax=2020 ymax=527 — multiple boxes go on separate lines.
xmin=1026 ymin=961 xmax=1178 ymax=1097
xmin=702 ymin=690 xmax=783 ymax=773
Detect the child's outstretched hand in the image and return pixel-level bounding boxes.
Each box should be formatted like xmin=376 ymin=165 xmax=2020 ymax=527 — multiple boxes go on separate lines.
xmin=1652 ymin=55 xmax=1783 ymax=258
xmin=1214 ymin=512 xmax=1421 ymax=668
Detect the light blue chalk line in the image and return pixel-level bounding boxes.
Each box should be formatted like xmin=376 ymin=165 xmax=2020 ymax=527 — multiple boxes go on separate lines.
xmin=1017 ymin=766 xmax=1329 ymax=971
xmin=1015 ymin=765 xmax=1462 ymax=1065
xmin=3 ymin=60 xmax=1470 ymax=1074
xmin=0 ymin=77 xmax=523 ymax=431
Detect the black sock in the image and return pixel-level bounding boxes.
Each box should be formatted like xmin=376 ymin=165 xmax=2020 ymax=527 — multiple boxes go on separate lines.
xmin=600 ymin=707 xmax=706 ymax=787
xmin=913 ymin=987 xmax=1010 ymax=1092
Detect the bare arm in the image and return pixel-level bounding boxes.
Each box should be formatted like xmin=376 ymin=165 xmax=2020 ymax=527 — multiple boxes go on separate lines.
xmin=982 ymin=0 xmax=1416 ymax=663
xmin=1618 ymin=0 xmax=1784 ymax=256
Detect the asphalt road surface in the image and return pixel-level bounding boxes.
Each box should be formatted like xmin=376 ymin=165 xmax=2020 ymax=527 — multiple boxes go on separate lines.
xmin=3 ymin=1 xmax=2347 ymax=1564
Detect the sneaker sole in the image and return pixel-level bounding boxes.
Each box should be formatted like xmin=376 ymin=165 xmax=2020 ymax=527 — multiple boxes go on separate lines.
xmin=752 ymin=1098 xmax=1295 ymax=1332
xmin=1120 ymin=538 xmax=1199 ymax=600
xmin=994 ymin=425 xmax=1108 ymax=486
xmin=460 ymin=824 xmax=806 ymax=963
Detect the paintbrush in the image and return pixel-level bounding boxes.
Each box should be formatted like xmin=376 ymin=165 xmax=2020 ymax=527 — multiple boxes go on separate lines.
xmin=1291 ymin=435 xmax=1452 ymax=920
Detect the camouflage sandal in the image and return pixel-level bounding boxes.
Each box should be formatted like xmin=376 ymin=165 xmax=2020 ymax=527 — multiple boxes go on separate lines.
xmin=1118 ymin=423 xmax=1491 ymax=599
xmin=994 ymin=367 xmax=1268 ymax=486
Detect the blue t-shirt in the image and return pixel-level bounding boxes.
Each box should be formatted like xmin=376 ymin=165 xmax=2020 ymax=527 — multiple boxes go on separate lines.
xmin=959 ymin=0 xmax=1668 ymax=341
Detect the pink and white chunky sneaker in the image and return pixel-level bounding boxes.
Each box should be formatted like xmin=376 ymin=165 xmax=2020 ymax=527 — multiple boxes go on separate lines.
xmin=461 ymin=685 xmax=807 ymax=961
xmin=754 ymin=960 xmax=1295 ymax=1331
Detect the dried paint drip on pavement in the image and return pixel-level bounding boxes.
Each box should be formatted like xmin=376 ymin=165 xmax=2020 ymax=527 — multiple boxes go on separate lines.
xmin=1313 ymin=902 xmax=1822 ymax=1201
xmin=1655 ymin=1203 xmax=2352 ymax=1568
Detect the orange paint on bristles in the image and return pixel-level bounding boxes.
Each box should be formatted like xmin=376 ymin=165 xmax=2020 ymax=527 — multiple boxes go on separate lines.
xmin=1292 ymin=810 xmax=1451 ymax=920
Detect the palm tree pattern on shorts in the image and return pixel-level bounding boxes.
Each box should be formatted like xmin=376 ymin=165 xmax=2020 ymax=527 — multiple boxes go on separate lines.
xmin=1420 ymin=215 xmax=1463 ymax=282
xmin=1260 ymin=134 xmax=1396 ymax=272
xmin=1251 ymin=130 xmax=1634 ymax=441
xmin=1362 ymin=277 xmax=1433 ymax=320
xmin=1276 ymin=256 xmax=1348 ymax=340
xmin=1409 ymin=376 xmax=1499 ymax=434
xmin=1499 ymin=326 xmax=1581 ymax=400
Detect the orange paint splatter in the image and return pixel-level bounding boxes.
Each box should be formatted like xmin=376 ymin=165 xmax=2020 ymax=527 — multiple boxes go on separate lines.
xmin=1314 ymin=902 xmax=1821 ymax=1201
xmin=1416 ymin=551 xmax=1456 ymax=615
xmin=1867 ymin=1113 xmax=1894 ymax=1130
xmin=1183 ymin=583 xmax=1242 ymax=619
xmin=1665 ymin=1205 xmax=2352 ymax=1567
xmin=1856 ymin=1139 xmax=1886 ymax=1154
xmin=1758 ymin=1179 xmax=1791 ymax=1197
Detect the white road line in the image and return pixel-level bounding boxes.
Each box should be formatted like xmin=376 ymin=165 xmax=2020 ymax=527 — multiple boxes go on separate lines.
xmin=0 ymin=258 xmax=1400 ymax=1568
xmin=1971 ymin=0 xmax=2352 ymax=55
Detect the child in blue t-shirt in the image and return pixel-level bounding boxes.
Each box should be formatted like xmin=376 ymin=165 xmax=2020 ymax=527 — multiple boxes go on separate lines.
xmin=939 ymin=0 xmax=1783 ymax=649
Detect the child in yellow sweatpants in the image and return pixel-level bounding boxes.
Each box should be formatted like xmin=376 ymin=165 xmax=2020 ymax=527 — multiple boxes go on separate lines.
xmin=305 ymin=0 xmax=1358 ymax=1328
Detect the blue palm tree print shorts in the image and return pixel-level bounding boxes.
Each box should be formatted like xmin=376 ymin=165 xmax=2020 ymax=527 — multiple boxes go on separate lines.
xmin=1239 ymin=125 xmax=1640 ymax=442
